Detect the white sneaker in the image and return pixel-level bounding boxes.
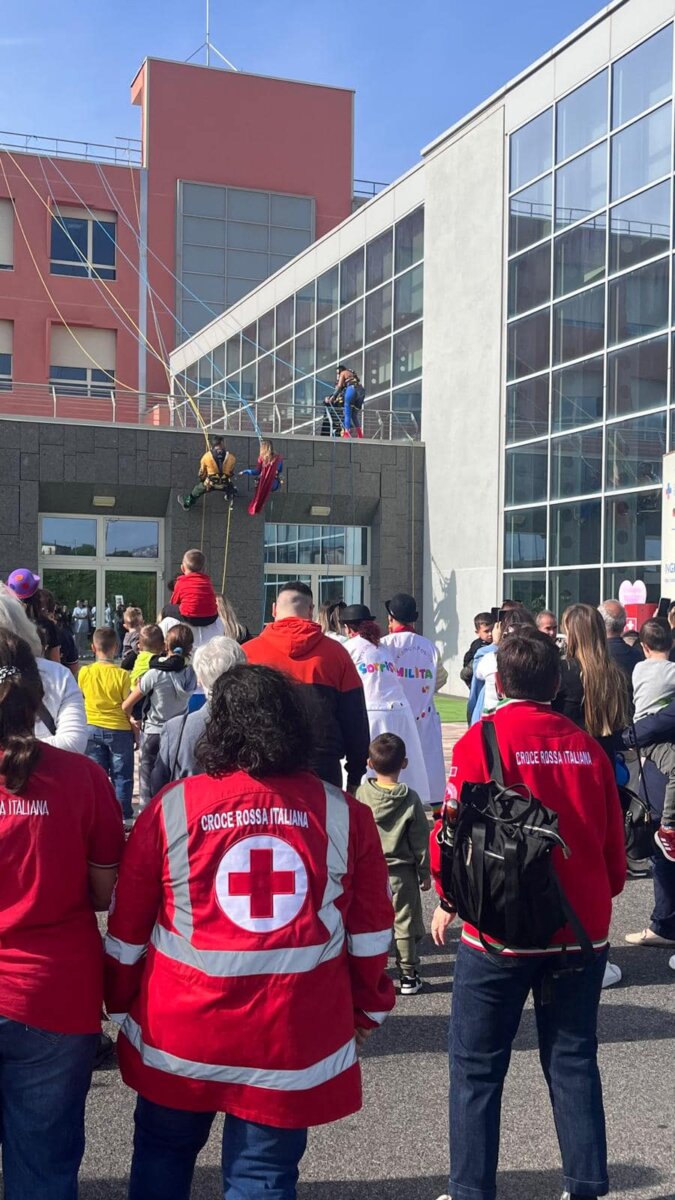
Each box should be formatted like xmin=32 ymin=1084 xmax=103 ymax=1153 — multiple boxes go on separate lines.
xmin=601 ymin=961 xmax=622 ymax=988
xmin=669 ymin=955 xmax=675 ymax=970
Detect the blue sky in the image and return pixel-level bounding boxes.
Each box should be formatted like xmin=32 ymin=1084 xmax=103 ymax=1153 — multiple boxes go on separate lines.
xmin=1 ymin=0 xmax=606 ymax=181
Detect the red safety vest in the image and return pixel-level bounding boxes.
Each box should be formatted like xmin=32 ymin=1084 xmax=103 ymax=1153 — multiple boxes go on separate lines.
xmin=104 ymin=770 xmax=395 ymax=1127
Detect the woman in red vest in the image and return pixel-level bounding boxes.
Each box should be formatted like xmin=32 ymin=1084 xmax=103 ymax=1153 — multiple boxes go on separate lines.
xmin=105 ymin=663 xmax=394 ymax=1200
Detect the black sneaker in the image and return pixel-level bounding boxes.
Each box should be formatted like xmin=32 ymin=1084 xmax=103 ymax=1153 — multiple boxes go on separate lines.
xmin=93 ymin=1032 xmax=115 ymax=1070
xmin=561 ymin=1193 xmax=598 ymax=1199
xmin=400 ymin=973 xmax=423 ymax=995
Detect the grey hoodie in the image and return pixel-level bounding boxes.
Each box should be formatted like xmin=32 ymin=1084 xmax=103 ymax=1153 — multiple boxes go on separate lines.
xmin=139 ymin=659 xmax=197 ymax=734
xmin=356 ymin=778 xmax=430 ymax=881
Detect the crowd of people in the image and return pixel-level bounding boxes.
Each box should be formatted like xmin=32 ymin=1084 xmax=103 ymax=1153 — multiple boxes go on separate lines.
xmin=0 ymin=552 xmax=670 ymax=1199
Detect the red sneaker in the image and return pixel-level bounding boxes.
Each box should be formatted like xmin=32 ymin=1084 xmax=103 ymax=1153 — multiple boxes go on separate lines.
xmin=655 ymin=826 xmax=675 ymax=862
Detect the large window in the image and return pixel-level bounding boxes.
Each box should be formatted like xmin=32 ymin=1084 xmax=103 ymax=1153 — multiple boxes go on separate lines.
xmin=50 ymin=208 xmax=116 ymax=279
xmin=49 ymin=326 xmax=115 ymax=398
xmin=263 ymin=524 xmax=369 ymax=622
xmin=179 ymin=206 xmax=424 ymax=435
xmin=505 ymin=25 xmax=675 ymax=607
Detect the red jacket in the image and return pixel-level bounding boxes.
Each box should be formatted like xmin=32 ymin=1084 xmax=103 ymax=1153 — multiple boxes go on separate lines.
xmin=171 ymin=572 xmax=217 ymax=619
xmin=104 ymin=770 xmax=394 ymax=1127
xmin=430 ymin=702 xmax=626 ymax=954
xmin=244 ymin=619 xmax=369 ymax=788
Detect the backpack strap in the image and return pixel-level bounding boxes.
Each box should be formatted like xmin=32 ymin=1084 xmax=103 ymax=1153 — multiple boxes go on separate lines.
xmin=37 ymin=701 xmax=56 ymax=737
xmin=170 ymin=710 xmax=191 ymax=782
xmin=481 ymin=718 xmax=505 ymax=787
xmin=550 ymin=872 xmax=595 ymax=964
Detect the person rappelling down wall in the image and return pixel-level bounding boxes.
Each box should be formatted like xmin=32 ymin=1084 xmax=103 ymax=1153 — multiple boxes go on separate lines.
xmin=178 ymin=437 xmax=237 ymax=510
xmin=239 ymin=440 xmax=283 ymax=515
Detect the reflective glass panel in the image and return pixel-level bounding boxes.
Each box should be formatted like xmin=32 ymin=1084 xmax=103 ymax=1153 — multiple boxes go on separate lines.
xmin=393 ymin=322 xmax=423 ymax=385
xmin=604 ymin=564 xmax=661 ymax=604
xmin=507 ymin=309 xmax=550 ymax=380
xmin=607 ymin=334 xmax=668 ymax=417
xmin=552 ymin=357 xmax=604 ymax=432
xmin=394 ymin=207 xmax=424 ymax=272
xmin=509 ymin=176 xmax=553 ymax=254
xmin=365 ymin=282 xmax=393 ymax=341
xmin=504 ymin=507 xmax=547 ymax=568
xmin=241 ymin=323 xmax=257 ymax=366
xmin=92 ymin=221 xmax=116 ymax=268
xmin=258 ymin=310 xmax=275 ymax=354
xmin=275 ymin=342 xmax=293 ymax=390
xmin=105 ymin=520 xmax=159 ymax=559
xmin=554 ymin=216 xmax=606 ymax=297
xmin=505 ymin=443 xmax=548 ymax=505
xmin=50 ymin=216 xmax=87 ymax=263
xmin=611 ymin=103 xmax=672 ymax=201
xmin=241 ymin=362 xmax=256 ymax=402
xmin=550 ymin=499 xmax=601 ymax=566
xmin=605 ymin=490 xmax=661 ymax=561
xmin=508 ymin=242 xmax=551 ymax=317
xmin=295 ymin=282 xmax=315 ymax=333
xmin=553 ymin=285 xmax=604 ymax=365
xmin=606 ymin=411 xmax=666 ymax=490
xmin=510 ymin=109 xmax=553 ymax=191
xmin=316 ymin=316 xmax=338 ymax=369
xmin=550 ymin=568 xmax=601 ymax=613
xmin=392 ymin=381 xmax=422 ymax=430
xmin=340 ymin=300 xmax=364 ymax=357
xmin=366 ymin=229 xmax=393 ymax=290
xmin=294 ymin=328 xmax=314 ymax=376
xmin=340 ymin=249 xmax=364 ymax=306
xmin=612 ymin=26 xmax=673 ymax=128
xmin=557 ymin=71 xmax=608 ymax=162
xmin=257 ymin=353 xmax=274 ymax=396
xmin=394 ymin=264 xmax=424 ymax=328
xmin=41 ymin=517 xmax=97 ymax=557
xmin=502 ymin=574 xmax=547 ymax=612
xmin=551 ymin=428 xmax=603 ymax=498
xmin=555 ymin=144 xmax=607 ymax=228
xmin=506 ymin=375 xmax=549 ymax=443
xmin=224 ymin=333 xmax=237 ymax=374
xmin=276 ymin=297 xmax=293 ymax=344
xmin=317 ymin=266 xmax=339 ymax=319
xmin=608 ymin=257 xmax=669 ymax=345
xmin=609 ymin=180 xmax=671 ymax=273
xmin=364 ymin=337 xmax=392 ymax=394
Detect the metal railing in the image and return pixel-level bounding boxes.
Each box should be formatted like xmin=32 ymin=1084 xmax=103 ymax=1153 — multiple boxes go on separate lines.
xmin=0 ymin=131 xmax=142 ymax=166
xmin=0 ymin=382 xmax=420 ymax=442
xmin=353 ymin=178 xmax=389 ymax=198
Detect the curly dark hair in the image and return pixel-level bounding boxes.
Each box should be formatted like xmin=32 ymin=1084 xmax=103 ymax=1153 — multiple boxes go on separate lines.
xmin=196 ymin=663 xmax=313 ymax=778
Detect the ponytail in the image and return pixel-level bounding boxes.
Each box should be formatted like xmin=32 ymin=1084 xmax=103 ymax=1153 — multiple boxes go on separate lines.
xmin=0 ymin=632 xmax=43 ymax=793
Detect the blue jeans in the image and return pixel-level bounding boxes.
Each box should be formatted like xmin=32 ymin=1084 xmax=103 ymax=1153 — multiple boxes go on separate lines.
xmin=85 ymin=725 xmax=134 ymax=818
xmin=449 ymin=941 xmax=609 ymax=1200
xmin=129 ymin=1097 xmax=308 ymax=1200
xmin=0 ymin=1015 xmax=98 ymax=1199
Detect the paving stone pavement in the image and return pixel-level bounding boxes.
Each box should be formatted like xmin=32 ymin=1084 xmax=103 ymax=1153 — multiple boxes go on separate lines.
xmin=79 ymin=725 xmax=675 ymax=1199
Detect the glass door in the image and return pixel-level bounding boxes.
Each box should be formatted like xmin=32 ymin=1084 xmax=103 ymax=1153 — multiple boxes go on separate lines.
xmin=104 ymin=571 xmax=158 ymax=624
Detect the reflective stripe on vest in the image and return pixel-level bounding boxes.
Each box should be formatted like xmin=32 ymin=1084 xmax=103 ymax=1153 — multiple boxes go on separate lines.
xmin=154 ymin=780 xmax=350 ymax=978
xmin=104 ymin=934 xmax=147 ymax=966
xmin=121 ymin=1014 xmax=358 ymax=1091
xmin=347 ymin=929 xmax=392 ymax=957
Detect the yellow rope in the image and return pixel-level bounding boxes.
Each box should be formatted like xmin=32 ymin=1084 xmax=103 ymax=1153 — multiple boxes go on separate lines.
xmin=221 ymin=501 xmax=233 ymax=594
xmin=200 ymin=492 xmax=207 ymax=554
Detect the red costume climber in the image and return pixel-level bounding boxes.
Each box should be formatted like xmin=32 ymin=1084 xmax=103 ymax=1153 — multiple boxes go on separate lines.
xmin=240 ymin=439 xmax=283 ymax=516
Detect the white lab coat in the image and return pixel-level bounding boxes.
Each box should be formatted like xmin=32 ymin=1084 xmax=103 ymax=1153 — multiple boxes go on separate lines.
xmin=381 ymin=630 xmax=447 ymax=806
xmin=344 ymin=634 xmax=428 ymax=801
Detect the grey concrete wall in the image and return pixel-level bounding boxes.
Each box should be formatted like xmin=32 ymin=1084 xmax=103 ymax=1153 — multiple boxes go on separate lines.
xmin=0 ymin=419 xmax=424 ymax=637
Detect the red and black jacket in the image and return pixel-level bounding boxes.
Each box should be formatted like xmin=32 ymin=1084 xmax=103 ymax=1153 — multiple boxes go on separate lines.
xmin=244 ymin=619 xmax=369 ymax=787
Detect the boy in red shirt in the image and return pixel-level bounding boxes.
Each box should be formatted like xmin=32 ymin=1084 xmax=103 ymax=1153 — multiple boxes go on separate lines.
xmin=430 ymin=630 xmax=625 ymax=1200
xmin=170 ymin=549 xmax=218 ymax=626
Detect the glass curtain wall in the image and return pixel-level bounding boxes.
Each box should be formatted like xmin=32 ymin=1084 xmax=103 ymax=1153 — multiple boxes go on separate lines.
xmin=504 ymin=24 xmax=675 ymax=610
xmin=178 ymin=206 xmax=424 ymax=437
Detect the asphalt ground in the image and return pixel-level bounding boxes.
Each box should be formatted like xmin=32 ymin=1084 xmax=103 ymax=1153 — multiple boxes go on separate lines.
xmin=75 ymin=723 xmax=675 ymax=1199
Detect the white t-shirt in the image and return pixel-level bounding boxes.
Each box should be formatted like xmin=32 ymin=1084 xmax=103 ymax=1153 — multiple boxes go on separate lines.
xmin=36 ymin=658 xmax=88 ymax=754
xmin=476 ymin=648 xmax=499 ymax=713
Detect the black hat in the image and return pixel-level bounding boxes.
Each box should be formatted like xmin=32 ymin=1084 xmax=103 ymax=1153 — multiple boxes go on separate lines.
xmin=341 ymin=603 xmax=374 ymax=624
xmin=385 ymin=593 xmax=418 ymax=623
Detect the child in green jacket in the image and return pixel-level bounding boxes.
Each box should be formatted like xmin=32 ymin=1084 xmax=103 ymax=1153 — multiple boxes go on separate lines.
xmin=357 ymin=732 xmax=430 ymax=995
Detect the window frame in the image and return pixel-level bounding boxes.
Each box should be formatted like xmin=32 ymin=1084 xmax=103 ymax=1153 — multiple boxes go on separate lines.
xmin=50 ymin=211 xmax=116 ymax=280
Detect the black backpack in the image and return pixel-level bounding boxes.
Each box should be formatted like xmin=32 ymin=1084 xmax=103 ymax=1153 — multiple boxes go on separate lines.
xmin=437 ymin=720 xmax=593 ymax=959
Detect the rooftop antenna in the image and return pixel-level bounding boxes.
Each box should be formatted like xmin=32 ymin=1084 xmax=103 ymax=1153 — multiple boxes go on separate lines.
xmin=186 ymin=0 xmax=239 ymax=71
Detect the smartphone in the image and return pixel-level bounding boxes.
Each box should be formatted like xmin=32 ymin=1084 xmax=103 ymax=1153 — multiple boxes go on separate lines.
xmin=657 ymin=596 xmax=671 ymax=619
xmin=499 ymin=608 xmax=509 ymax=624
xmin=490 ymin=606 xmax=501 ymax=623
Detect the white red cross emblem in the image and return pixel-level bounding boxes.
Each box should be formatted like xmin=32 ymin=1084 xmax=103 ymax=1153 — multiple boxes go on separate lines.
xmin=215 ymin=835 xmax=308 ymax=933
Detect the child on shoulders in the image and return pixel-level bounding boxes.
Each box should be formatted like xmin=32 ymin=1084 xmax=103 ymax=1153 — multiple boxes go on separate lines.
xmin=170 ymin=549 xmax=218 ymax=627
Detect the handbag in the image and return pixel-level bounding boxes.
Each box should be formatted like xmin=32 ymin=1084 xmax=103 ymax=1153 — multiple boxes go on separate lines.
xmin=618 ymin=736 xmax=656 ymax=861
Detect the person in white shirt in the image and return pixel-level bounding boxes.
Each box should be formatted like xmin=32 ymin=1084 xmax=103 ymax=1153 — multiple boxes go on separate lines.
xmin=0 ymin=586 xmax=87 ymax=754
xmin=633 ymin=619 xmax=675 ymax=862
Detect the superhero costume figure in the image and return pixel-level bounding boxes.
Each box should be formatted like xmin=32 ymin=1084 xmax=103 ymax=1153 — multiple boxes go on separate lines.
xmin=240 ymin=439 xmax=283 ymax=516
xmin=178 ymin=437 xmax=237 ymax=510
